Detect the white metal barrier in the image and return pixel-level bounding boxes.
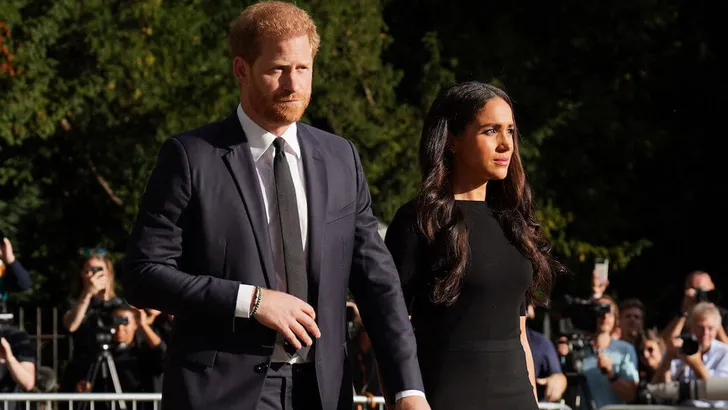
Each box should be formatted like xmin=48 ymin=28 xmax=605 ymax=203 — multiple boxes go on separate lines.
xmin=0 ymin=393 xmax=160 ymax=410
xmin=601 ymin=407 xmax=701 ymax=410
xmin=0 ymin=394 xmax=389 ymax=410
xmin=0 ymin=394 xmax=579 ymax=410
xmin=537 ymin=403 xmax=573 ymax=410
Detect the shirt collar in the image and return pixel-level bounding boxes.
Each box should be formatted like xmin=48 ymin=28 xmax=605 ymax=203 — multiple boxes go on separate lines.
xmin=236 ymin=104 xmax=300 ymax=161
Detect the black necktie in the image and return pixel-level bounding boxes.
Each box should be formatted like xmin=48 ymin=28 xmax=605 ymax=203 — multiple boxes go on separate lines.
xmin=272 ymin=138 xmax=310 ymax=357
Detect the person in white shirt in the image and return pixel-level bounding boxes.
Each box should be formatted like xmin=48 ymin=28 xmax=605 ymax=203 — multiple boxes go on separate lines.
xmin=122 ymin=2 xmax=428 ymax=410
xmin=654 ymin=302 xmax=728 ymax=408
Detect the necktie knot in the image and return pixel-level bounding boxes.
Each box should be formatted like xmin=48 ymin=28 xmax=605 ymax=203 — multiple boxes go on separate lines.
xmin=273 ymin=137 xmax=286 ymax=154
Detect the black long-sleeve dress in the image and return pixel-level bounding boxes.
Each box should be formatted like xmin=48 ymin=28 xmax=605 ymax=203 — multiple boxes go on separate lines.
xmin=385 ymin=200 xmax=537 ymax=410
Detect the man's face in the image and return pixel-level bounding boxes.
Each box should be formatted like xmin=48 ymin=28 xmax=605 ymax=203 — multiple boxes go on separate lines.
xmin=691 ymin=314 xmax=719 ymax=352
xmin=596 ymin=298 xmax=616 ymax=334
xmin=236 ymin=35 xmax=313 ymax=131
xmin=688 ymin=273 xmax=715 ymax=291
xmin=113 ymin=310 xmax=138 ymax=345
xmin=620 ymin=307 xmax=644 ymax=336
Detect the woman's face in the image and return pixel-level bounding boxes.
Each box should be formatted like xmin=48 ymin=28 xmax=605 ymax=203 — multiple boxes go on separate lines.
xmin=642 ymin=339 xmax=663 ymax=370
xmin=451 ymin=97 xmax=515 ymax=182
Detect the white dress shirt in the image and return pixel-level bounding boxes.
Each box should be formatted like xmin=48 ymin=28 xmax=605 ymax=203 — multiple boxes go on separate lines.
xmin=233 ymin=104 xmax=308 ymax=363
xmin=232 ymin=104 xmax=424 ymax=401
xmin=670 ymin=339 xmax=728 ymax=407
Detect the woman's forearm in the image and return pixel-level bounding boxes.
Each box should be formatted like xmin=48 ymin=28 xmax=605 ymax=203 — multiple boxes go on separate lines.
xmin=140 ymin=324 xmax=162 ymax=347
xmin=63 ymin=293 xmax=92 ymax=332
xmin=7 ymin=356 xmax=35 ymax=391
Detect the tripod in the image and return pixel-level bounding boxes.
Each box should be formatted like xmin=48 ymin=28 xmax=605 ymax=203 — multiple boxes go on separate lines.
xmin=564 ymin=371 xmax=597 ymax=410
xmin=80 ymin=342 xmax=127 ymax=410
xmin=563 ymin=347 xmax=597 ymax=410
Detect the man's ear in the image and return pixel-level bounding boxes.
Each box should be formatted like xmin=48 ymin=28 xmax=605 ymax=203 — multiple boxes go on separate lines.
xmin=233 ymin=56 xmax=249 ymax=86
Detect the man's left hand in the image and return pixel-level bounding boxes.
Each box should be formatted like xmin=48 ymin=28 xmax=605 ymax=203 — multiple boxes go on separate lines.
xmin=396 ymin=396 xmax=431 ymax=410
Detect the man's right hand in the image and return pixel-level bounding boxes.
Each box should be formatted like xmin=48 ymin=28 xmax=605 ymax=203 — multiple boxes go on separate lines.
xmin=536 ymin=374 xmax=568 ymax=402
xmin=253 ymin=288 xmax=321 ymax=349
xmin=395 ymin=396 xmax=431 ymax=410
xmin=591 ymin=269 xmax=608 ymax=299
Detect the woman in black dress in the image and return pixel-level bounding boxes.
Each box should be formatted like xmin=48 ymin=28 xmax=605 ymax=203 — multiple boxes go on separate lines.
xmin=385 ymin=82 xmax=564 ymax=409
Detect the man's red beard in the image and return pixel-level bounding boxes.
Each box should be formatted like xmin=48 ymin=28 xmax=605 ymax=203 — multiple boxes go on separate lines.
xmin=250 ymin=84 xmax=310 ymax=125
xmin=269 ymin=93 xmax=310 ymax=123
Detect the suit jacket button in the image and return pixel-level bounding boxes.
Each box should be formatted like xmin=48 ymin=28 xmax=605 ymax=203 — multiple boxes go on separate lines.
xmin=254 ymin=363 xmax=268 ymax=373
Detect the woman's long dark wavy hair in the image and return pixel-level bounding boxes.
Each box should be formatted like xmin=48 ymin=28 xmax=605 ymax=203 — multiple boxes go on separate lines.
xmin=416 ymin=81 xmax=565 ymax=306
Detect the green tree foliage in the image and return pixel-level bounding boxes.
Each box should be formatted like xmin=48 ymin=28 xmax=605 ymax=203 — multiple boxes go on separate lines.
xmin=0 ymin=0 xmax=422 ymax=304
xmin=383 ymin=0 xmax=726 ymax=316
xmin=5 ymin=0 xmax=723 ymax=326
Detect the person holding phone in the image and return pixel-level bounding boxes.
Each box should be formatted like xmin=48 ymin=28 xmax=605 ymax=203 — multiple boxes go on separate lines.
xmin=591 ymin=259 xmax=609 ymax=300
xmin=0 ymin=234 xmax=33 ymax=308
xmin=59 ymin=248 xmax=124 ymax=393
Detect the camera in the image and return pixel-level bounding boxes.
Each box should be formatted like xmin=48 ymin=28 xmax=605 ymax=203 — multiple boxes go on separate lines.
xmin=91 ymin=297 xmax=127 ymax=347
xmin=679 ymin=332 xmax=700 ymax=356
xmin=695 ymin=289 xmax=722 ymax=305
xmin=556 ymin=295 xmax=614 ymax=410
xmin=559 ymin=295 xmax=612 ymax=335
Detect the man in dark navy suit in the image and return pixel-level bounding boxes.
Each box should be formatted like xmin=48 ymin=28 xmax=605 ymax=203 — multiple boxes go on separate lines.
xmin=122 ymin=2 xmax=427 ymax=410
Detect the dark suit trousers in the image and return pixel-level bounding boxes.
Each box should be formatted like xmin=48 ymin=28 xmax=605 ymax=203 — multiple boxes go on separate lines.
xmin=258 ymin=363 xmax=322 ymax=410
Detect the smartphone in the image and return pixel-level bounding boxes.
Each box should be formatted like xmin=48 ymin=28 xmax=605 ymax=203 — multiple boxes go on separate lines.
xmin=0 ymin=229 xmax=5 ymax=241
xmin=594 ymin=258 xmax=609 ymax=285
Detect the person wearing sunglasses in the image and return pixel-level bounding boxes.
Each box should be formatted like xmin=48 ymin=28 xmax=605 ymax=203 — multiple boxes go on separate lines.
xmin=633 ymin=329 xmax=666 ymax=404
xmin=59 ymin=249 xmax=123 ymax=393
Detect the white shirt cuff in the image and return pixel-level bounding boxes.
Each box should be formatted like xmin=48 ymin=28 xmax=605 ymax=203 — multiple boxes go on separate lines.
xmin=395 ymin=390 xmax=426 ymax=401
xmin=235 ymin=284 xmax=256 ymax=318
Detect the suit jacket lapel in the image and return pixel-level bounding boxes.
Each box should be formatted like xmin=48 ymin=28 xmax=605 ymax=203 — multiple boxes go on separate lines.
xmin=220 ymin=113 xmax=276 ymax=289
xmin=298 ymin=125 xmax=327 ymax=298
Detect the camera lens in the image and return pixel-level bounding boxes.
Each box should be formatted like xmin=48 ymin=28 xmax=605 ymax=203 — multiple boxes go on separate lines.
xmin=680 ymin=333 xmax=700 ymax=356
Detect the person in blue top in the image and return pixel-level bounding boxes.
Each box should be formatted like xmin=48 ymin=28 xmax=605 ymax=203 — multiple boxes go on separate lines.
xmin=579 ymin=295 xmax=639 ymax=409
xmin=0 ymin=237 xmax=32 ymax=311
xmin=525 ymin=304 xmax=568 ymax=402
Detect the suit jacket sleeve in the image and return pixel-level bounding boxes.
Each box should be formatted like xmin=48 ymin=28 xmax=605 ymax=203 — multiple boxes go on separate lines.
xmin=3 ymin=261 xmax=32 ymax=292
xmin=122 ymin=137 xmax=239 ymax=320
xmin=345 ymin=141 xmax=424 ymax=401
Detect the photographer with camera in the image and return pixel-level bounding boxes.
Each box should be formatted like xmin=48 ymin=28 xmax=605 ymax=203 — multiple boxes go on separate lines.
xmin=0 ymin=235 xmax=32 ymax=311
xmin=653 ymin=302 xmax=728 ymax=407
xmin=662 ymin=271 xmax=728 ymax=345
xmin=572 ymin=296 xmax=639 ymax=409
xmin=74 ymin=304 xmax=164 ymax=410
xmin=633 ymin=329 xmax=668 ymax=404
xmin=60 ymin=249 xmax=123 ymax=392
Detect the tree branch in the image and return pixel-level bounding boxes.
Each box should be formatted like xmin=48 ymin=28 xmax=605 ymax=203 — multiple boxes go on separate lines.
xmin=85 ymin=155 xmax=123 ymax=206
